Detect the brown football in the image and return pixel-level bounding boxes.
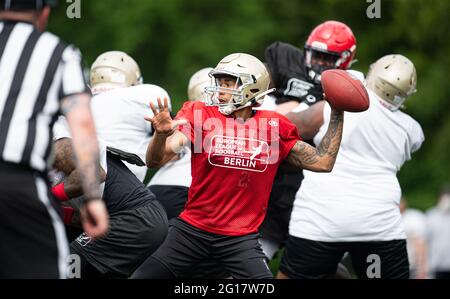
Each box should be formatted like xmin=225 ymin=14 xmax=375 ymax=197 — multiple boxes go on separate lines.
xmin=321 ymin=69 xmax=370 ymax=112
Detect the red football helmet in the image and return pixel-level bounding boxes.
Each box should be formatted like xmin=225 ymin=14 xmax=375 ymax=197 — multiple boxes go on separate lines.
xmin=304 ymin=20 xmax=356 ymax=82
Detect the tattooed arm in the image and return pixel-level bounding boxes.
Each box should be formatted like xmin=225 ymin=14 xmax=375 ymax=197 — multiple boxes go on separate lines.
xmin=285 ymin=107 xmax=344 ymax=172
xmin=64 ymin=168 xmax=107 ymax=199
xmin=53 ymin=137 xmax=76 ymax=174
xmin=53 ymin=138 xmax=106 ymax=199
xmin=61 ymin=93 xmax=108 ymax=238
xmin=61 ymin=93 xmax=101 ymax=200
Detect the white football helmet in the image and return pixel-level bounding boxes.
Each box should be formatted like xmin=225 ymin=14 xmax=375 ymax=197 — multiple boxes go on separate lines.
xmin=90 ymin=51 xmax=143 ymax=94
xmin=204 ymin=53 xmax=274 ymax=115
xmin=366 ymin=54 xmax=417 ymax=111
xmin=187 ymin=67 xmax=213 ymax=101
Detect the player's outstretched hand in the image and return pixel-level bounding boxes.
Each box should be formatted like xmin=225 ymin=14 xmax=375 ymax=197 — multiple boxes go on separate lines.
xmin=144 ymin=97 xmax=187 ymax=136
xmin=80 ymin=199 xmax=109 ymax=239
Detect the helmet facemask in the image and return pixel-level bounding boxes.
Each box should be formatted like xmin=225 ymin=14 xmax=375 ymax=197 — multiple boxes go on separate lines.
xmin=204 ymin=70 xmax=259 ymax=115
xmin=304 ymin=46 xmax=350 ymax=83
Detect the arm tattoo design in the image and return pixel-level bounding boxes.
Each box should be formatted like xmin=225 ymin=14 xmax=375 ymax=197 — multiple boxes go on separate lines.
xmin=286 ymin=110 xmax=344 ymax=171
xmin=78 ymin=160 xmax=102 ymax=200
xmin=316 ymin=112 xmax=343 ymax=159
xmin=53 ymin=138 xmax=76 ymax=174
xmin=53 ymin=138 xmax=104 ymax=200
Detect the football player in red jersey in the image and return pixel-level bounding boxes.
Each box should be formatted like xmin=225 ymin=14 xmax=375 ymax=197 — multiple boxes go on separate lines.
xmin=131 ymin=53 xmax=344 ymax=279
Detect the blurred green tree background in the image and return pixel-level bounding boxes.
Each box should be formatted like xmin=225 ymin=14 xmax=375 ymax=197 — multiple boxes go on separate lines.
xmin=49 ymin=0 xmax=449 ymax=210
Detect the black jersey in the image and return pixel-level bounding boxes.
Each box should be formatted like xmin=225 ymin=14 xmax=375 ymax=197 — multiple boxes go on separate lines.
xmin=103 ymin=152 xmax=155 ymax=214
xmin=265 ymin=41 xmax=323 ymax=105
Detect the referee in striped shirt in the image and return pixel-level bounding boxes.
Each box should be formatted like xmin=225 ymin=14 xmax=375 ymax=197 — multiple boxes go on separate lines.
xmin=0 ymin=0 xmax=108 ymax=278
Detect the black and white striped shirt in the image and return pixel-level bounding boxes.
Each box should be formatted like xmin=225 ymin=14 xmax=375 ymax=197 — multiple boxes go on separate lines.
xmin=0 ymin=20 xmax=89 ymax=172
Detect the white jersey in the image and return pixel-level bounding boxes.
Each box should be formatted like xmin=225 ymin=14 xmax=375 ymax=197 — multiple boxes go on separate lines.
xmin=289 ymin=90 xmax=425 ymax=242
xmin=148 ymin=145 xmax=192 ymax=187
xmin=90 ymin=84 xmax=170 ymax=182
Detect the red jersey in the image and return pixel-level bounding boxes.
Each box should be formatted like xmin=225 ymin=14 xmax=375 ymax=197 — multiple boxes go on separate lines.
xmin=176 ymin=101 xmax=300 ymax=236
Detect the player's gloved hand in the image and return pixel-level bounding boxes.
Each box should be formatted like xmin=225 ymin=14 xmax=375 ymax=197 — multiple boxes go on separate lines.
xmin=80 ymin=198 xmax=109 ymax=239
xmin=145 ymin=97 xmax=187 ymax=136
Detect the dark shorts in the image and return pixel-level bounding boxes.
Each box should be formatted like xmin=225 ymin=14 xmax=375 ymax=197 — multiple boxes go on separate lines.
xmin=103 ymin=153 xmax=156 ymax=213
xmin=148 ymin=186 xmax=228 ymax=278
xmin=280 ymin=235 xmax=409 ymax=279
xmin=132 ymin=217 xmax=273 ymax=279
xmin=0 ymin=164 xmax=67 ymax=278
xmin=71 ymin=200 xmax=168 ymax=278
xmin=148 ymin=184 xmax=188 ymax=219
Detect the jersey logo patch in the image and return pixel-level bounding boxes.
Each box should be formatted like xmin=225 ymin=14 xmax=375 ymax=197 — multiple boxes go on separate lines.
xmin=76 ymin=232 xmax=92 ymax=247
xmin=268 ymin=120 xmax=278 ymax=127
xmin=208 ymin=135 xmax=269 ymax=172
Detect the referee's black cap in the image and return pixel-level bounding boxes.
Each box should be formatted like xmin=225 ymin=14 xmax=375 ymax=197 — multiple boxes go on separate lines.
xmin=0 ymin=0 xmax=58 ymax=11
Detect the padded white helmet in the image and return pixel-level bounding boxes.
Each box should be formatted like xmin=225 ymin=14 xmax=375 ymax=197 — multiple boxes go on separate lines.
xmin=204 ymin=53 xmax=273 ymax=115
xmin=187 ymin=67 xmax=213 ymax=101
xmin=366 ymin=54 xmax=417 ymax=111
xmin=90 ymin=51 xmax=142 ymax=94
